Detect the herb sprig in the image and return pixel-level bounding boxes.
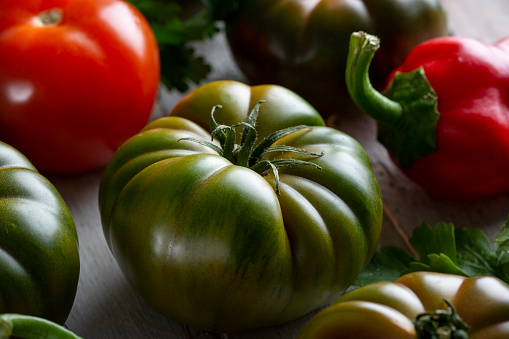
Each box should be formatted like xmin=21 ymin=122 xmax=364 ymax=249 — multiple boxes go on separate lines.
xmin=126 ymin=0 xmax=239 ymax=92
xmin=355 ymin=215 xmax=509 ymax=286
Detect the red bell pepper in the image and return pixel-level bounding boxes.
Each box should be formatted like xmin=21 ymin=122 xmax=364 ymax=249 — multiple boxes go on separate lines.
xmin=346 ymin=31 xmax=509 ymax=200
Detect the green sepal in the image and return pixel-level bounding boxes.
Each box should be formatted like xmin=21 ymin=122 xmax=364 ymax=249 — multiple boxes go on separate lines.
xmin=177 ymin=137 xmax=223 ymax=156
xmin=379 ymin=68 xmax=440 ymax=169
xmin=179 ymin=101 xmax=324 ymax=195
xmin=414 ymin=300 xmax=470 ymax=339
xmin=249 ymin=125 xmax=311 ymax=167
xmin=209 ymin=105 xmax=227 ymax=147
xmin=250 ymin=159 xmax=322 ymax=195
xmin=260 ymin=145 xmax=323 ymax=158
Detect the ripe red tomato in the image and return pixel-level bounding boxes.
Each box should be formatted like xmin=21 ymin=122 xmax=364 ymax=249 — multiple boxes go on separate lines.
xmin=0 ymin=0 xmax=160 ymax=174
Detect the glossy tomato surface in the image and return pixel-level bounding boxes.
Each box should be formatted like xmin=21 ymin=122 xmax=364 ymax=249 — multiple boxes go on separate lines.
xmin=0 ymin=0 xmax=160 ymax=173
xmin=99 ymin=81 xmax=383 ymax=333
xmin=299 ymin=272 xmax=509 ymax=338
xmin=0 ymin=141 xmax=80 ymax=324
xmin=225 ymin=0 xmax=447 ymax=117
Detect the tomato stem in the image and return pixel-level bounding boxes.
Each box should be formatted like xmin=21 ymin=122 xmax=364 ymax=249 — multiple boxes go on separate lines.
xmin=414 ymin=300 xmax=470 ymax=339
xmin=0 ymin=314 xmax=82 ymax=339
xmin=178 ymin=102 xmax=323 ymax=195
xmin=36 ymin=8 xmax=63 ymax=27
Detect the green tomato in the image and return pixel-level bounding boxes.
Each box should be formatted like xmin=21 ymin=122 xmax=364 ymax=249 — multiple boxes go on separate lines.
xmin=99 ymin=81 xmax=383 ymax=332
xmin=299 ymin=272 xmax=509 ymax=338
xmin=0 ymin=141 xmax=80 ymax=324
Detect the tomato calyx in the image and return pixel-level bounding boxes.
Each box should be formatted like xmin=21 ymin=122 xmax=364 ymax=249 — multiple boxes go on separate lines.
xmin=35 ymin=8 xmax=63 ymax=27
xmin=414 ymin=299 xmax=470 ymax=339
xmin=179 ymin=101 xmax=323 ymax=195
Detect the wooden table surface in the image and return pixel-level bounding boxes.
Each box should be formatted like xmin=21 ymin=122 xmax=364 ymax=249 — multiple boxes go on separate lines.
xmin=48 ymin=0 xmax=509 ymax=337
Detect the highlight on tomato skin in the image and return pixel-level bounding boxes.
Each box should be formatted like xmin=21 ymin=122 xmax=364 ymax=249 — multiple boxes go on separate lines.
xmin=0 ymin=0 xmax=160 ymax=174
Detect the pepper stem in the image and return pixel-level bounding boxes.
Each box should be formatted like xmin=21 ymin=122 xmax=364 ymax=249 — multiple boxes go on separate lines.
xmin=345 ymin=31 xmax=440 ymax=169
xmin=0 ymin=314 xmax=82 ymax=339
xmin=414 ymin=300 xmax=470 ymax=339
xmin=345 ymin=31 xmax=403 ymax=126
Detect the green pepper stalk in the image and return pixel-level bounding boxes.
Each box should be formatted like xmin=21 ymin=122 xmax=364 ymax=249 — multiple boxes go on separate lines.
xmin=179 ymin=101 xmax=324 ymax=195
xmin=414 ymin=300 xmax=470 ymax=339
xmin=0 ymin=314 xmax=82 ymax=339
xmin=346 ymin=31 xmax=439 ymax=170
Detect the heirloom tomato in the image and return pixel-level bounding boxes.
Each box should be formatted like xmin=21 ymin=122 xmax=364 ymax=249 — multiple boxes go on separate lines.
xmin=225 ymin=0 xmax=447 ymax=117
xmin=0 ymin=0 xmax=160 ymax=174
xmin=0 ymin=141 xmax=80 ymax=324
xmin=99 ymin=81 xmax=383 ymax=332
xmin=299 ymin=272 xmax=509 ymax=338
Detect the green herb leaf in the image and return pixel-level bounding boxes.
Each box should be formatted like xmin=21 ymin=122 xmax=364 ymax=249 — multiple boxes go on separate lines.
xmin=455 ymin=227 xmax=509 ymax=281
xmin=354 ymin=246 xmax=416 ymax=285
xmin=126 ymin=0 xmax=220 ymax=92
xmin=410 ymin=221 xmax=458 ymax=265
xmin=405 ymin=253 xmax=468 ymax=277
xmin=494 ymin=217 xmax=509 ymax=251
xmin=355 ymin=215 xmax=509 ymax=286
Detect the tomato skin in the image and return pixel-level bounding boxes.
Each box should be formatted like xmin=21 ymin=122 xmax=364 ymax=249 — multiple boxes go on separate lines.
xmin=0 ymin=141 xmax=80 ymax=324
xmin=225 ymin=0 xmax=447 ymax=116
xmin=299 ymin=272 xmax=509 ymax=339
xmin=0 ymin=0 xmax=160 ymax=174
xmin=99 ymin=81 xmax=383 ymax=332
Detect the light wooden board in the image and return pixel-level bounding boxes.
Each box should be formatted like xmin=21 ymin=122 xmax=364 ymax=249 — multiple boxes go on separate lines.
xmin=48 ymin=0 xmax=509 ymax=337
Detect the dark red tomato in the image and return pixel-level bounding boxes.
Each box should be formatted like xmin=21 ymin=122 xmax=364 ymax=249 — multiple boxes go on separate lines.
xmin=0 ymin=0 xmax=160 ymax=174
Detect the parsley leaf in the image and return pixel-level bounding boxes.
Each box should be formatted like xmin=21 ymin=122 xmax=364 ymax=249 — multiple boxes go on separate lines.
xmin=355 ymin=215 xmax=509 ymax=286
xmin=126 ymin=0 xmax=221 ymax=92
xmin=494 ymin=217 xmax=509 ymax=251
xmin=353 ymin=246 xmax=416 ymax=286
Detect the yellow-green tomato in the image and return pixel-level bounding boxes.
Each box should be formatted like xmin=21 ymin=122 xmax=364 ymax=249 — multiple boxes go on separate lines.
xmin=99 ymin=81 xmax=383 ymax=333
xmin=299 ymin=272 xmax=509 ymax=338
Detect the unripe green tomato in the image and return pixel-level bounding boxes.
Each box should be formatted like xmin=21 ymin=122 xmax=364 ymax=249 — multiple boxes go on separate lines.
xmin=99 ymin=81 xmax=383 ymax=332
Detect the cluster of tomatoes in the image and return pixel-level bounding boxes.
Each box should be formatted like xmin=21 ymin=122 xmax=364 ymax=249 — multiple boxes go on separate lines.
xmin=1 ymin=0 xmax=509 ymax=338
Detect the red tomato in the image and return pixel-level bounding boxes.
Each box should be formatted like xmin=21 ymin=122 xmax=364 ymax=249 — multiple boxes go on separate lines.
xmin=0 ymin=0 xmax=160 ymax=174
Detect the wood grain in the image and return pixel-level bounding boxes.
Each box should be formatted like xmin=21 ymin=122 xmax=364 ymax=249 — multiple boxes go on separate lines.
xmin=51 ymin=1 xmax=509 ymax=337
